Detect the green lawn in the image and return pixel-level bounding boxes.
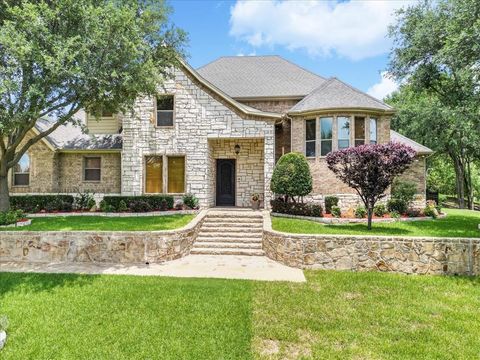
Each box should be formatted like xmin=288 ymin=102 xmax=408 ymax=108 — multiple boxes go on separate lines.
xmin=0 ymin=214 xmax=195 ymax=231
xmin=0 ymin=271 xmax=479 ymax=359
xmin=272 ymin=208 xmax=480 ymax=238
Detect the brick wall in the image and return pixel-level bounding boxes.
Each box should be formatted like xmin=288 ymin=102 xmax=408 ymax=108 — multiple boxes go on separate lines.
xmin=239 ymin=99 xmax=299 ymax=113
xmin=9 ymin=133 xmax=58 ymax=194
xmin=57 ymin=152 xmax=122 ymax=193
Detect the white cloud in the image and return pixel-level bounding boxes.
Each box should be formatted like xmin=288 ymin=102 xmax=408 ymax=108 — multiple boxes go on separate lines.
xmin=367 ymin=72 xmax=398 ymax=100
xmin=229 ymin=0 xmax=412 ymax=60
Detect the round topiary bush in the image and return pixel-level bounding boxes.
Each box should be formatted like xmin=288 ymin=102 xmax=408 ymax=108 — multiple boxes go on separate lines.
xmin=270 ymin=152 xmax=313 ymax=202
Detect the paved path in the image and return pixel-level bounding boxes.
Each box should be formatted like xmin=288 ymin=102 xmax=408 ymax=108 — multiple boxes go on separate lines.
xmin=0 ymin=255 xmax=305 ymax=282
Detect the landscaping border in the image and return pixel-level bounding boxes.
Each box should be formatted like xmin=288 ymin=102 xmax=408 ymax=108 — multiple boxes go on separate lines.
xmin=27 ymin=210 xmax=198 ymax=218
xmin=263 ymin=212 xmax=479 ymax=275
xmin=271 ymin=212 xmax=446 ymax=224
xmin=0 ymin=211 xmax=207 ymax=265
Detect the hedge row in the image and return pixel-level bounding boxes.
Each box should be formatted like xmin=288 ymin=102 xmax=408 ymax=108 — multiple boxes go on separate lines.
xmin=271 ymin=199 xmax=323 ymax=217
xmin=102 ymin=195 xmax=175 ymax=212
xmin=11 ymin=195 xmax=74 ymax=213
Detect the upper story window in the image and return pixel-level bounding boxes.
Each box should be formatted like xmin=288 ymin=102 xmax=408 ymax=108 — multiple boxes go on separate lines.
xmin=337 ymin=116 xmax=350 ymax=150
xmin=320 ymin=117 xmax=333 ymax=156
xmin=305 ymin=119 xmax=316 ymax=157
xmin=370 ymin=118 xmax=378 ymax=144
xmin=354 ymin=117 xmax=365 ymax=146
xmin=84 ymin=157 xmax=101 ymax=182
xmin=156 ymin=95 xmax=174 ymax=127
xmin=13 ymin=154 xmax=30 ymax=186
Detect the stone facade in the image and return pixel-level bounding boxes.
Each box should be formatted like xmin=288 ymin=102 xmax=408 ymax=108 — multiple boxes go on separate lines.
xmin=57 ymin=152 xmax=121 ymax=193
xmin=208 ymin=138 xmax=265 ymax=207
xmin=263 ymin=218 xmax=479 ymax=275
xmin=239 ymin=99 xmax=299 ymax=113
xmin=0 ymin=211 xmax=206 ymax=264
xmin=398 ymin=156 xmax=428 ymax=208
xmin=120 ymin=68 xmax=276 ymax=209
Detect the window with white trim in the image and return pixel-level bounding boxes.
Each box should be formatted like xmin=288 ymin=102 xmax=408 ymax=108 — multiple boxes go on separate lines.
xmin=354 ymin=116 xmax=366 ymax=146
xmin=84 ymin=157 xmax=101 ymax=182
xmin=13 ymin=154 xmax=30 ymax=186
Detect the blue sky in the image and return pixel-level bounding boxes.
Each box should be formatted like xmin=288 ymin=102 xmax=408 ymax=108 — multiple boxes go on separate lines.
xmin=170 ymin=0 xmax=410 ymax=100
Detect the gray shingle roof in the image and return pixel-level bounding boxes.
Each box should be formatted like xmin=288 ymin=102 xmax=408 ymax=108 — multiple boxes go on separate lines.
xmin=390 ymin=130 xmax=433 ymax=155
xmin=289 ymin=78 xmax=393 ymax=113
xmin=36 ymin=118 xmax=122 ymax=151
xmin=196 ymin=55 xmax=326 ymax=99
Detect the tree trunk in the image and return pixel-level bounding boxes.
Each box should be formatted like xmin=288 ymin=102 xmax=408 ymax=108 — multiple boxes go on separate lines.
xmin=0 ymin=169 xmax=10 ymax=212
xmin=367 ymin=206 xmax=373 ymax=230
xmin=452 ymin=155 xmax=465 ymax=208
xmin=465 ymin=160 xmax=474 ymax=210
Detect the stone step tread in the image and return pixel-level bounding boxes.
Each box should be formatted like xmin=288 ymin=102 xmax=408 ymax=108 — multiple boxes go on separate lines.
xmin=193 ymin=242 xmax=262 ymax=249
xmin=190 ymin=248 xmax=265 ymax=256
xmin=205 ymin=219 xmax=263 ymax=223
xmin=202 ymin=221 xmax=263 ymax=229
xmin=199 ymin=227 xmax=263 ymax=233
xmin=206 ymin=213 xmax=263 ymax=219
xmin=196 ymin=237 xmax=262 ymax=243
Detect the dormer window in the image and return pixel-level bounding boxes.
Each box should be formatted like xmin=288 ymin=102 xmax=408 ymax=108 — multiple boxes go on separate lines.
xmin=156 ymin=95 xmax=174 ymax=127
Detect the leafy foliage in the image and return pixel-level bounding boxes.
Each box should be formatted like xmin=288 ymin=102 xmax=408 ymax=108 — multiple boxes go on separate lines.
xmin=354 ymin=207 xmax=367 ymax=219
xmin=0 ymin=209 xmax=24 ymax=226
xmin=387 ymin=199 xmax=408 ymax=215
xmin=271 ymin=199 xmax=323 ymax=217
xmin=74 ymin=191 xmax=96 ymax=211
xmin=10 ymin=195 xmax=74 ymax=213
xmin=182 ymin=193 xmax=199 ymax=209
xmin=387 ymin=0 xmax=480 ymax=209
xmin=331 ymin=206 xmax=341 ymax=218
xmin=270 ymin=153 xmax=313 ymax=201
xmin=373 ymin=204 xmax=387 ymax=217
xmin=326 ymin=143 xmax=416 ymax=229
xmin=391 ymin=179 xmax=417 ymax=209
xmin=0 ymin=0 xmax=186 ymax=211
xmin=102 ymin=195 xmax=174 ymax=212
xmin=324 ymin=196 xmax=339 ymax=214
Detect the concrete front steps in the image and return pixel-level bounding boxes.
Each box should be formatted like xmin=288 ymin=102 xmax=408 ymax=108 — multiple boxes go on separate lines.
xmin=191 ymin=209 xmax=265 ymax=256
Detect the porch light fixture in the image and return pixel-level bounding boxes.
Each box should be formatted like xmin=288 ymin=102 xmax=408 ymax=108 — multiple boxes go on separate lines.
xmin=234 ymin=144 xmax=241 ymax=155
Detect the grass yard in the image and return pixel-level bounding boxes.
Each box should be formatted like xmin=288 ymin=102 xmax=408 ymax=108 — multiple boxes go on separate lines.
xmin=0 ymin=271 xmax=479 ymax=359
xmin=272 ymin=208 xmax=480 ymax=238
xmin=0 ymin=214 xmax=195 ymax=231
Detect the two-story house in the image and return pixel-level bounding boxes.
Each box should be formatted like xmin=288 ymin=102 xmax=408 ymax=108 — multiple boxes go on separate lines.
xmin=9 ymin=56 xmax=432 ymax=210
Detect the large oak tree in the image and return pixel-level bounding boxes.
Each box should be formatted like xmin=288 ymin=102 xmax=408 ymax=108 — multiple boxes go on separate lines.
xmin=0 ymin=0 xmax=186 ymax=211
xmin=388 ymin=0 xmax=480 ymax=209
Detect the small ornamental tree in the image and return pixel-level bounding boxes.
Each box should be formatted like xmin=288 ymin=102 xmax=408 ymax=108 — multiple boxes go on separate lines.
xmin=270 ymin=152 xmax=312 ymax=203
xmin=326 ymin=143 xmax=416 ymax=229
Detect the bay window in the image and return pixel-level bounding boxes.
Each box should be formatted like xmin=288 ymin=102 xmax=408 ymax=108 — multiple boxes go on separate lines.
xmin=354 ymin=117 xmax=365 ymax=146
xmin=305 ymin=119 xmax=316 ymax=157
xmin=337 ymin=116 xmax=350 ymax=149
xmin=320 ymin=117 xmax=333 ymax=156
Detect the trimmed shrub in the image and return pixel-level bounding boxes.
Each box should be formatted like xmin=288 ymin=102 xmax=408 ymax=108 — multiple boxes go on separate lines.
xmin=391 ymin=180 xmax=417 ymax=208
xmin=390 ymin=211 xmax=401 ymax=220
xmin=117 ymin=200 xmax=128 ymax=212
xmin=355 ymin=206 xmax=367 ymax=219
xmin=424 ymin=201 xmax=439 ymax=218
xmin=324 ymin=196 xmax=339 ymax=214
xmin=406 ymin=208 xmax=421 ymax=218
xmin=74 ymin=191 xmax=96 ymax=210
xmin=99 ymin=200 xmax=114 ymax=213
xmin=387 ymin=199 xmax=408 ymax=214
xmin=182 ymin=193 xmax=199 ymax=209
xmin=271 ymin=199 xmax=323 ymax=217
xmin=102 ymin=195 xmax=174 ymax=212
xmin=128 ymin=200 xmax=152 ymax=213
xmin=270 ymin=153 xmax=312 ymax=201
xmin=373 ymin=204 xmax=387 ymax=217
xmin=331 ymin=205 xmax=341 ymax=218
xmin=10 ymin=195 xmax=74 ymax=213
xmin=0 ymin=210 xmax=24 ymax=226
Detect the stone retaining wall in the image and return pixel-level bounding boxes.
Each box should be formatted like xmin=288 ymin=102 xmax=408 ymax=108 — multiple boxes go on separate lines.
xmin=263 ymin=215 xmax=479 ymax=275
xmin=0 ymin=211 xmax=206 ymax=265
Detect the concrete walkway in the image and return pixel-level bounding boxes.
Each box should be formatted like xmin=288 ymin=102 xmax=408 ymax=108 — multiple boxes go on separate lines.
xmin=0 ymin=255 xmax=305 ymax=282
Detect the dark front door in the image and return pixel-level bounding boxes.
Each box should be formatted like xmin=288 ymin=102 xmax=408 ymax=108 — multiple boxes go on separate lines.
xmin=216 ymin=159 xmax=236 ymax=206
